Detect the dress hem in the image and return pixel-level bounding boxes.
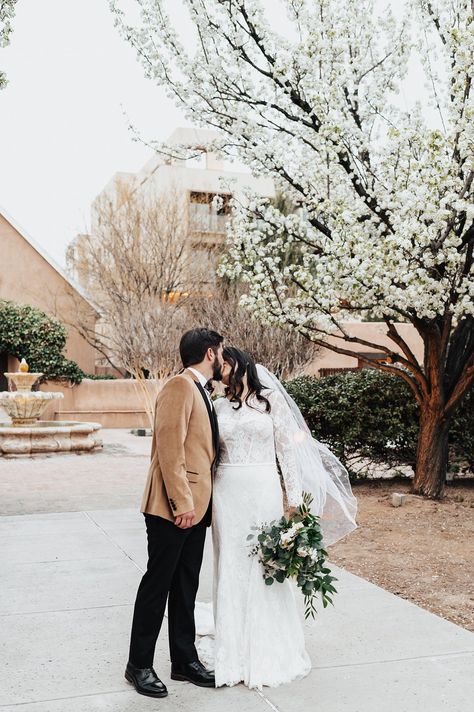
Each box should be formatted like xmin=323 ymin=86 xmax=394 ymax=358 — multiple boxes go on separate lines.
xmin=215 ymin=664 xmax=312 ymax=691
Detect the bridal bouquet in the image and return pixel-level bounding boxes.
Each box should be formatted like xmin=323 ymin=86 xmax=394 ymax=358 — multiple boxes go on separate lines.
xmin=247 ymin=493 xmax=337 ymax=619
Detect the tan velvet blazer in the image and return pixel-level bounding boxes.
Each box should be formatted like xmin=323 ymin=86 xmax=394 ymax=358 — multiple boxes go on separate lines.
xmin=140 ymin=369 xmax=215 ymax=524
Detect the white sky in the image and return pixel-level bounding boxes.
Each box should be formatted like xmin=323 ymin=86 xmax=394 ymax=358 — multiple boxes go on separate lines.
xmin=0 ymin=0 xmax=438 ymax=267
xmin=0 ymin=0 xmax=189 ymax=266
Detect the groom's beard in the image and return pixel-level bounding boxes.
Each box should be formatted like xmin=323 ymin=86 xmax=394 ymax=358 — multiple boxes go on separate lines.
xmin=212 ymin=356 xmax=223 ymax=382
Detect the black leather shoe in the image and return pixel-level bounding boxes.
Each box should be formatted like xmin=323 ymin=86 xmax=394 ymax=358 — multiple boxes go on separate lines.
xmin=171 ymin=660 xmax=215 ymax=687
xmin=125 ymin=661 xmax=168 ymax=697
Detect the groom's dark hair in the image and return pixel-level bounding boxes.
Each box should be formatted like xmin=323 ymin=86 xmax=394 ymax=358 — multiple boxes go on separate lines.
xmin=180 ymin=328 xmax=224 ymax=367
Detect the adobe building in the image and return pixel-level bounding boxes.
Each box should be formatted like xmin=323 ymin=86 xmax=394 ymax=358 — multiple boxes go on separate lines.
xmin=67 ymin=127 xmax=276 ymax=291
xmin=67 ymin=127 xmax=276 ymax=375
xmin=0 ymin=206 xmax=99 ymax=386
xmin=308 ymin=321 xmax=423 ymax=376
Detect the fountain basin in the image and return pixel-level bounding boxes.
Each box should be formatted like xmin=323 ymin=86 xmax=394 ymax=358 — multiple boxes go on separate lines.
xmin=0 ymin=363 xmax=102 ymax=456
xmin=0 ymin=391 xmax=64 ymax=425
xmin=0 ymin=420 xmax=102 ymax=456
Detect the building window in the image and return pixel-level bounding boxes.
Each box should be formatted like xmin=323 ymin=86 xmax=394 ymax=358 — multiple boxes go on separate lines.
xmin=189 ymin=192 xmax=231 ymax=234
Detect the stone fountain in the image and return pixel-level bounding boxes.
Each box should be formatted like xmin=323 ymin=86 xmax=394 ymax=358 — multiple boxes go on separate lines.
xmin=0 ymin=359 xmax=102 ymax=456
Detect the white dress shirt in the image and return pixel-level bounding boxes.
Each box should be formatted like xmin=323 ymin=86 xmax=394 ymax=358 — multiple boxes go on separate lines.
xmin=187 ymin=367 xmax=213 ymax=406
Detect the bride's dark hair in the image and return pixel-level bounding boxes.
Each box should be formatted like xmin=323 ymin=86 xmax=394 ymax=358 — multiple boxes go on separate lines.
xmin=223 ymin=347 xmax=271 ymax=412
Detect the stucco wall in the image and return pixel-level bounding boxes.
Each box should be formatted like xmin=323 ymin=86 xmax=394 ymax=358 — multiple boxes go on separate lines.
xmin=307 ymin=322 xmax=423 ymax=375
xmin=141 ymin=162 xmax=275 ymax=200
xmin=40 ymin=379 xmax=158 ymax=428
xmin=0 ymin=212 xmax=98 ymax=373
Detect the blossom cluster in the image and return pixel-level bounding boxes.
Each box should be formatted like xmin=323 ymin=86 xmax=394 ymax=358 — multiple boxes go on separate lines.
xmin=0 ymin=0 xmax=18 ymax=89
xmin=110 ymin=0 xmax=474 ymax=333
xmin=279 ymin=521 xmax=304 ymax=547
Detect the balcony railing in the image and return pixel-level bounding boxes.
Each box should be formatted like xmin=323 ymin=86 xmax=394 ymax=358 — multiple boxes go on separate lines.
xmin=189 ymin=211 xmax=228 ymax=235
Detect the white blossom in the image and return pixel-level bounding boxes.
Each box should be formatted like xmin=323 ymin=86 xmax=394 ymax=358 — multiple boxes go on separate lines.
xmin=280 ymin=521 xmax=304 ymax=546
xmin=0 ymin=0 xmax=18 ymax=89
xmin=110 ymin=2 xmax=474 ymax=485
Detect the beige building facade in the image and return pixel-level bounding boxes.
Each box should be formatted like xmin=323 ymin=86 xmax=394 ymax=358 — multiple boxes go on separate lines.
xmin=307 ymin=321 xmax=424 ymax=376
xmin=40 ymin=378 xmax=151 ymax=428
xmin=68 ymin=127 xmax=275 ymax=288
xmin=0 ymin=207 xmax=98 ymax=384
xmin=66 ymin=127 xmax=275 ymax=375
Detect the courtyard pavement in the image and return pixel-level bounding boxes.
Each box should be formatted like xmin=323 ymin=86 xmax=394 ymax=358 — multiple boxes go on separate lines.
xmin=0 ymin=430 xmax=473 ymax=712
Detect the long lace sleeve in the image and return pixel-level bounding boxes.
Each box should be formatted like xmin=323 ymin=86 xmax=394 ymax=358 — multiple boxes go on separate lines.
xmin=268 ymin=389 xmax=303 ymax=508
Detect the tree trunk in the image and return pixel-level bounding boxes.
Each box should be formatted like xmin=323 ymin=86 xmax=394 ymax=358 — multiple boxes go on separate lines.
xmin=411 ymin=403 xmax=450 ymax=499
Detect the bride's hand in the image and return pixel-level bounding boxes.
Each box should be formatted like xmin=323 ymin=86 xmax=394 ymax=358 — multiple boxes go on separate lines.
xmin=285 ymin=506 xmax=297 ymax=519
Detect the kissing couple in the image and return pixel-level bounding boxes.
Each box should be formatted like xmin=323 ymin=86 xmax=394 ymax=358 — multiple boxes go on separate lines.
xmin=125 ymin=327 xmax=357 ymax=696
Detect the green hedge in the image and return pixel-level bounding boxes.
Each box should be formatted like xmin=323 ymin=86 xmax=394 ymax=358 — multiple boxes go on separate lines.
xmin=285 ymin=370 xmax=474 ymax=479
xmin=0 ymin=300 xmax=84 ymax=384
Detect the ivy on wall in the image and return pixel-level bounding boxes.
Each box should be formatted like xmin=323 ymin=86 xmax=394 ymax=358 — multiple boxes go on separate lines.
xmin=0 ymin=300 xmax=84 ymax=384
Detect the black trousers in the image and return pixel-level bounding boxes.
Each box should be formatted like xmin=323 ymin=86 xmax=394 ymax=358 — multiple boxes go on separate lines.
xmin=128 ymin=510 xmax=208 ymax=668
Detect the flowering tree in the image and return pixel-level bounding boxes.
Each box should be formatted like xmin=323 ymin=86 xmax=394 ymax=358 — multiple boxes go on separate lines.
xmin=111 ymin=0 xmax=474 ymax=498
xmin=0 ymin=0 xmax=17 ymax=89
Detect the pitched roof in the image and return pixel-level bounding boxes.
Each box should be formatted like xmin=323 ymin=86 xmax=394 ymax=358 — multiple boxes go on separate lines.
xmin=0 ymin=204 xmax=99 ymax=315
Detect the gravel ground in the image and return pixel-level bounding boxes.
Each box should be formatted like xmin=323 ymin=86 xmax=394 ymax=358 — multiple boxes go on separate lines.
xmin=329 ymin=479 xmax=474 ymax=631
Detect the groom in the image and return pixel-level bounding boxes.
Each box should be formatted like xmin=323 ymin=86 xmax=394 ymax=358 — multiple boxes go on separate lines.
xmin=125 ymin=328 xmax=224 ymax=698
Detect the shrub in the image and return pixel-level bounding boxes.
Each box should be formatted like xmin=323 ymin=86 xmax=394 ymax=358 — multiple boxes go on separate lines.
xmin=449 ymin=386 xmax=474 ymax=474
xmin=0 ymin=300 xmax=84 ymax=385
xmin=285 ymin=370 xmax=473 ymax=480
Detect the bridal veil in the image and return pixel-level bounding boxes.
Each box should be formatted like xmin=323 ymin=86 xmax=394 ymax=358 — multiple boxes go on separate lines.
xmin=256 ymin=364 xmax=357 ymax=545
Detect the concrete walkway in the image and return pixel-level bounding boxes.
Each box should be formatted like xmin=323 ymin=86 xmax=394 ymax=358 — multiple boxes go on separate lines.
xmin=1 ymin=432 xmax=473 ymax=711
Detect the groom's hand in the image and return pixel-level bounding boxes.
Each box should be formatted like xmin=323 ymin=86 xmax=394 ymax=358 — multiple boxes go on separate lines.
xmin=174 ymin=510 xmax=196 ymax=529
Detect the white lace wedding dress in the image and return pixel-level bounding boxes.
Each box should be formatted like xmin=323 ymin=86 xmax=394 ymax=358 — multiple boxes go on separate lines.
xmin=208 ymin=391 xmax=312 ymax=689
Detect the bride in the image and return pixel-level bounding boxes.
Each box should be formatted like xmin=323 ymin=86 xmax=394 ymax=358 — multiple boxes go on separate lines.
xmin=207 ymin=346 xmax=358 ymax=690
